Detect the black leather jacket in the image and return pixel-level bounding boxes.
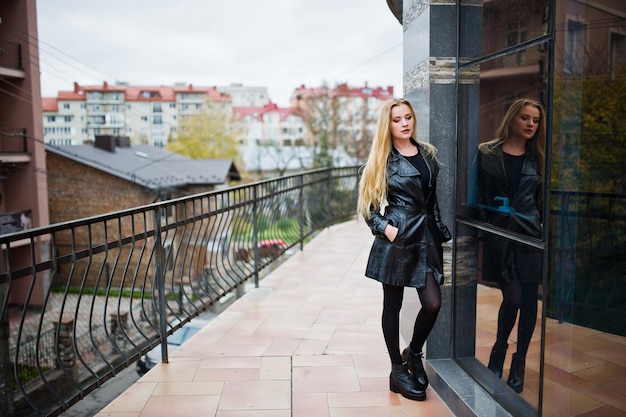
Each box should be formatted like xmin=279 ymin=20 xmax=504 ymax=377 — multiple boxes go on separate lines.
xmin=477 ymin=145 xmax=542 ymax=283
xmin=364 ymin=144 xmax=450 ymax=288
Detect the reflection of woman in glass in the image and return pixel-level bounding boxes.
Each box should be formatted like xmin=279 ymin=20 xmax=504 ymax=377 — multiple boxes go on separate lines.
xmin=477 ymin=98 xmax=546 ymax=393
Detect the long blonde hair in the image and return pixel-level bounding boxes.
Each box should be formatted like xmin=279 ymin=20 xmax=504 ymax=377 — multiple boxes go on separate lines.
xmin=478 ymin=98 xmax=546 ymax=179
xmin=357 ymin=98 xmax=437 ymax=219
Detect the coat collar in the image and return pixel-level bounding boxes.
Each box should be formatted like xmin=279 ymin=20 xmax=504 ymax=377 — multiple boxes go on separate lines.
xmin=389 ymin=142 xmax=436 ymax=178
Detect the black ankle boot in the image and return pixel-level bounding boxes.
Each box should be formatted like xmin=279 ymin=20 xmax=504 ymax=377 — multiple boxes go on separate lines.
xmin=487 ymin=345 xmax=508 ymax=378
xmin=390 ymin=363 xmax=426 ymax=401
xmin=507 ymin=353 xmax=525 ymax=393
xmin=401 ymin=347 xmax=428 ymax=390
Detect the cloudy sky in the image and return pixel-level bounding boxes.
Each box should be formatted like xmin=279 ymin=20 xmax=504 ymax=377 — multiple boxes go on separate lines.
xmin=36 ymin=0 xmax=403 ymax=106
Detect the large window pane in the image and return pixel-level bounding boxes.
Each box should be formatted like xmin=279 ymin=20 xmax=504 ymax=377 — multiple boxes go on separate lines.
xmin=544 ymin=1 xmax=626 ymax=415
xmin=460 ymin=0 xmax=550 ymax=59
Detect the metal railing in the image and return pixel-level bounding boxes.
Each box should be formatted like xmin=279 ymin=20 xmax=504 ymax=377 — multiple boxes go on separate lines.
xmin=0 ymin=166 xmax=360 ymax=417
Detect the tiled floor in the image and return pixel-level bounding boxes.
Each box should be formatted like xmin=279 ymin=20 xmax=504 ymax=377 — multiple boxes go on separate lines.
xmin=94 ymin=219 xmax=626 ymax=417
xmin=96 ymin=219 xmax=455 ymax=417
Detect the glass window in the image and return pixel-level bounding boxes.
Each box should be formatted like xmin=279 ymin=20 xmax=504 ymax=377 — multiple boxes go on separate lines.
xmin=460 ymin=0 xmax=550 ymax=59
xmin=457 ymin=2 xmax=626 ymax=417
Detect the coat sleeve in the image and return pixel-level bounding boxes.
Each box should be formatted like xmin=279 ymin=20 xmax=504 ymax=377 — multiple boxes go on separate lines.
xmin=365 ymin=205 xmax=389 ymax=238
xmin=431 ymin=183 xmax=452 ymax=242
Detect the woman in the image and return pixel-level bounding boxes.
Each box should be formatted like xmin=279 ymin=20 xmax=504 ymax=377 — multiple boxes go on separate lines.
xmin=477 ymin=98 xmax=546 ymax=393
xmin=357 ymin=98 xmax=451 ymax=401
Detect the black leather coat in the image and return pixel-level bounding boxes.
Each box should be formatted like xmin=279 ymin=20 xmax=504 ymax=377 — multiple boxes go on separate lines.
xmin=477 ymin=146 xmax=542 ymax=283
xmin=364 ymin=144 xmax=450 ymax=288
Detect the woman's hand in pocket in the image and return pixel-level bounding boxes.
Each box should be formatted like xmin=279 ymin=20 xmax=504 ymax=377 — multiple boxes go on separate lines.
xmin=384 ymin=224 xmax=399 ymax=242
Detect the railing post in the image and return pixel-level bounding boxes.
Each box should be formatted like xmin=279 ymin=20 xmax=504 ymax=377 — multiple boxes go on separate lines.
xmin=298 ymin=175 xmax=305 ymax=251
xmin=0 ymin=282 xmax=12 ymax=416
xmin=252 ymin=186 xmax=259 ymax=287
xmin=153 ymin=209 xmax=169 ymax=363
xmin=326 ymin=169 xmax=332 ymax=225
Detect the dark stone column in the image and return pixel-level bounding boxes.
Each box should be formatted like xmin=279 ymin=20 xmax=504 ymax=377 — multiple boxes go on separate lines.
xmin=399 ymin=0 xmax=459 ymax=360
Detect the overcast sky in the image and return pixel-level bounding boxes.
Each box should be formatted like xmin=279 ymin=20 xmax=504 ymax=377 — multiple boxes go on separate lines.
xmin=36 ymin=0 xmax=403 ymax=106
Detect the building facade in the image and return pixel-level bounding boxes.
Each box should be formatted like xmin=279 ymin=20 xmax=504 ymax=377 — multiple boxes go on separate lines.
xmin=291 ymin=83 xmax=394 ymax=162
xmin=233 ymin=102 xmax=307 ymax=147
xmin=389 ymin=0 xmax=626 ymax=416
xmin=42 ymin=82 xmax=232 ymax=147
xmin=0 ymin=0 xmax=50 ymax=307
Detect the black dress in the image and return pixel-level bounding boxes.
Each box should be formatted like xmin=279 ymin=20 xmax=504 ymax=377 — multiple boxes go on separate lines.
xmin=477 ymin=144 xmax=542 ymax=283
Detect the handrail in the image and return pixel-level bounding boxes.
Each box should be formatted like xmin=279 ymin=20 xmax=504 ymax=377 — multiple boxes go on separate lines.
xmin=0 ymin=166 xmax=360 ymax=417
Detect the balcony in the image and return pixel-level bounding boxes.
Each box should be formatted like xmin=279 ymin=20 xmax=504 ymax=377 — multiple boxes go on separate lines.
xmin=1 ymin=169 xmax=625 ymax=416
xmin=0 ymin=127 xmax=30 ymax=161
xmin=0 ymin=40 xmax=24 ymax=79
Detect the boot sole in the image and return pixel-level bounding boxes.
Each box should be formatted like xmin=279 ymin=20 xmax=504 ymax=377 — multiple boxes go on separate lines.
xmin=390 ymin=382 xmax=427 ymax=401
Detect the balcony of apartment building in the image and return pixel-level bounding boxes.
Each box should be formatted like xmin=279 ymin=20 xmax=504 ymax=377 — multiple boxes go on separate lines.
xmin=0 ymin=39 xmax=25 ymax=79
xmin=0 ymin=37 xmax=30 ymax=158
xmin=1 ymin=166 xmax=624 ymax=417
xmin=0 ymin=128 xmax=30 ymax=162
xmin=84 ymin=91 xmax=125 ymax=105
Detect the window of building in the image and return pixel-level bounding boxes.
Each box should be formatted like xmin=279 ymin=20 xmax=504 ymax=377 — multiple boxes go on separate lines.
xmin=64 ymin=116 xmax=72 ymax=122
xmin=46 ymin=116 xmax=56 ymax=122
xmin=63 ymin=103 xmax=70 ymax=110
xmin=153 ymin=104 xmax=162 ymax=113
xmin=565 ymin=19 xmax=586 ymax=74
xmin=153 ymin=115 xmax=163 ymax=125
xmin=610 ymin=30 xmax=626 ymax=79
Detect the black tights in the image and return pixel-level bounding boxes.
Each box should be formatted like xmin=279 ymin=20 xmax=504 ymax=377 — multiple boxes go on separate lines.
xmin=494 ymin=279 xmax=539 ymax=357
xmin=382 ymin=273 xmax=441 ymax=365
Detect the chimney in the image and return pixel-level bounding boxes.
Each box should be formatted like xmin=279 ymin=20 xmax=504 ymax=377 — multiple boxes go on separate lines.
xmin=94 ymin=135 xmax=116 ymax=152
xmin=116 ymin=136 xmax=131 ymax=148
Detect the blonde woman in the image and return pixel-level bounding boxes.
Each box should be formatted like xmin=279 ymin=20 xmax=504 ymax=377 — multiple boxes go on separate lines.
xmin=478 ymin=98 xmax=546 ymax=393
xmin=357 ymin=98 xmax=450 ymax=401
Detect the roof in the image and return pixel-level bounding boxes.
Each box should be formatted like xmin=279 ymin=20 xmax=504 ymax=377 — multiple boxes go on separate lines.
xmin=233 ymin=102 xmax=300 ymax=122
xmin=45 ymin=143 xmax=241 ymax=190
xmin=48 ymin=82 xmax=229 ymax=103
xmin=42 ymin=97 xmax=58 ymax=112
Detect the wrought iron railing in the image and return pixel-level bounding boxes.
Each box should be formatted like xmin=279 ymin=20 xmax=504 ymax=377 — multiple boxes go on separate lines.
xmin=0 ymin=166 xmax=360 ymax=417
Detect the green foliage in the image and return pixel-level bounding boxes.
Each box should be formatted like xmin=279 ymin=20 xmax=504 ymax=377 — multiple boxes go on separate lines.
xmin=549 ymin=68 xmax=626 ymax=337
xmin=167 ymin=105 xmax=242 ymax=165
xmin=551 ymin=73 xmax=626 ymax=193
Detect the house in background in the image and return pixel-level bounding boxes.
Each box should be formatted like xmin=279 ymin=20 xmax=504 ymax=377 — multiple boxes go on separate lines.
xmin=46 ymin=135 xmax=241 ymax=223
xmin=45 ymin=135 xmax=241 ymax=289
xmin=42 ymin=82 xmax=232 ymax=147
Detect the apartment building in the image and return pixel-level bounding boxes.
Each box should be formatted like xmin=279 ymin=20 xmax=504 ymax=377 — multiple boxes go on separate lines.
xmin=291 ymin=82 xmax=394 ymax=161
xmin=218 ymin=83 xmax=270 ymax=107
xmin=233 ymin=101 xmax=306 ymax=147
xmin=0 ymin=0 xmax=50 ymax=306
xmin=42 ymin=82 xmax=231 ymax=147
xmin=43 ymin=81 xmax=392 ymax=167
